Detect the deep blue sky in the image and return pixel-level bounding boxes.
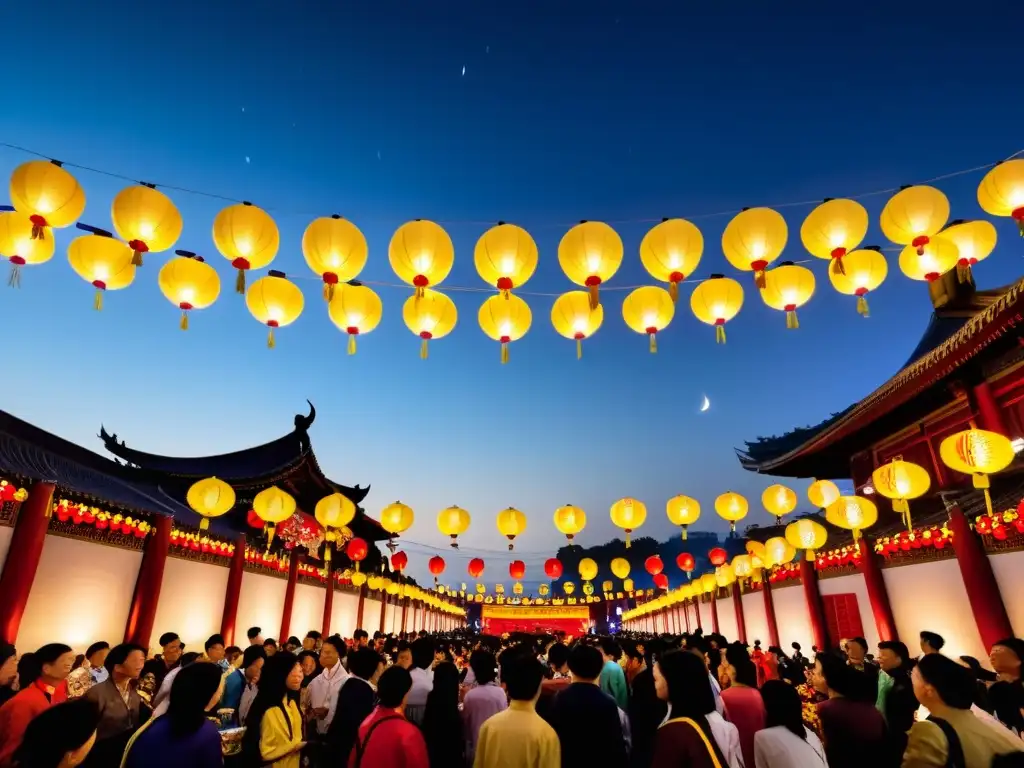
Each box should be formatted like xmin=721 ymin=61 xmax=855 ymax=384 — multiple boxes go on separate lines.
xmin=2 ymin=2 xmax=1022 ymax=589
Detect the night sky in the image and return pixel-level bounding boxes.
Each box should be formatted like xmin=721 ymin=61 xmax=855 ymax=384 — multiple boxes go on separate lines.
xmin=2 ymin=1 xmax=1022 ymax=589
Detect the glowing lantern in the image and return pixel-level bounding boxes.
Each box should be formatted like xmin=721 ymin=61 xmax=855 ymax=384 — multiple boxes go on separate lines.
xmin=0 ymin=211 xmax=55 ymax=287
xmin=253 ymin=486 xmax=297 ymax=549
xmin=871 ymin=458 xmax=931 ymax=531
xmin=403 ymin=288 xmax=457 ymax=359
xmin=551 ymin=291 xmax=603 ymax=359
xmin=977 ymin=158 xmax=1024 ymax=235
xmin=553 ymin=504 xmax=586 ymax=543
xmin=246 ymin=271 xmax=304 ymax=348
xmin=622 ymin=286 xmax=675 ymax=353
xmin=763 ymin=536 xmax=796 ymax=568
xmin=602 ymin=580 xmax=614 ymax=593
xmin=690 ymin=274 xmax=744 ymax=344
xmin=644 ymin=555 xmax=664 ymax=576
xmin=700 ymin=573 xmax=717 ymax=595
xmin=762 ymin=484 xmax=797 ymax=522
xmin=940 ymin=220 xmax=997 ymax=283
xmin=785 ymin=519 xmax=827 ymax=560
xmin=557 ymin=220 xmax=623 ymax=309
xmin=746 ymin=541 xmax=766 ymax=562
xmin=544 ymin=558 xmax=563 ymax=579
xmin=437 ymin=505 xmax=471 ymax=548
xmin=474 ymin=222 xmax=538 ymax=296
xmin=623 ymin=578 xmax=635 ymax=592
xmin=578 ymin=558 xmax=598 ymax=582
xmin=676 ymin=553 xmax=695 ymax=578
xmin=379 ymin=502 xmax=414 ymax=545
xmin=715 ymin=564 xmax=736 ymax=588
xmin=315 ymin=492 xmax=357 ymax=562
xmin=479 ymin=294 xmax=532 ymax=364
xmin=389 ymin=219 xmax=454 ymax=298
xmin=800 ymin=197 xmax=868 ymax=276
xmin=828 ymin=246 xmax=888 ymax=317
xmin=939 ymin=429 xmax=1016 ymax=515
xmin=428 ymin=555 xmax=446 ymax=584
xmin=346 ymin=538 xmax=368 ymax=572
xmin=391 ymin=551 xmax=408 ymax=573
xmin=158 ymin=255 xmax=220 ymax=330
xmin=610 ymin=557 xmax=630 ymax=580
xmin=715 ymin=491 xmax=749 ymax=533
xmin=898 ymin=236 xmax=958 ymax=283
xmin=185 ymin=477 xmax=236 ymax=531
xmin=880 ymin=185 xmax=950 ymax=255
xmin=467 ymin=558 xmax=486 ymax=579
xmin=302 ymin=215 xmax=368 ymax=300
xmin=708 ymin=547 xmax=728 ymax=567
xmin=722 ymin=207 xmax=787 ymax=288
xmin=213 ymin=202 xmax=279 ymax=293
xmin=653 ymin=573 xmax=669 ymax=590
xmin=825 ymin=496 xmax=878 ymax=542
xmin=760 ymin=262 xmax=815 ymax=329
xmin=67 ymin=234 xmax=135 ymax=310
xmin=9 ymin=160 xmax=86 ymax=239
xmin=350 ymin=571 xmax=367 ymax=587
xmin=496 ymin=507 xmax=527 ymax=550
xmin=808 ymin=479 xmax=841 ymax=509
xmin=666 ymin=495 xmax=700 ymax=540
xmin=328 ymin=283 xmax=383 ymax=355
xmin=562 ymin=581 xmax=576 ymax=596
xmin=639 ymin=218 xmax=704 ymax=302
xmin=610 ymin=497 xmax=647 ymax=548
xmin=509 ymin=560 xmax=527 ymax=580
xmin=732 ymin=555 xmax=753 ymax=581
xmin=111 ymin=184 xmax=182 ymax=266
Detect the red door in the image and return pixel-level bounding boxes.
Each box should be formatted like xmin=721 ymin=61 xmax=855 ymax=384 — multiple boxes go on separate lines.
xmin=822 ymin=593 xmax=864 ymax=648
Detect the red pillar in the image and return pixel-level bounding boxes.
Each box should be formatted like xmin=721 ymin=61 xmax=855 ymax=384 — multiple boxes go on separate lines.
xmin=733 ymin=585 xmax=747 ymax=643
xmin=279 ymin=555 xmax=299 ymax=642
xmin=857 ymin=536 xmax=898 ymax=642
xmin=220 ymin=534 xmax=247 ymax=646
xmin=949 ymin=505 xmax=1013 ymax=651
xmin=124 ymin=515 xmax=172 ymax=648
xmin=379 ymin=596 xmax=388 ymax=635
xmin=400 ymin=598 xmax=409 ymax=634
xmin=800 ymin=558 xmax=828 ymax=650
xmin=710 ymin=592 xmax=720 ymax=634
xmin=762 ymin=581 xmax=780 ymax=647
xmin=354 ymin=585 xmax=367 ymax=631
xmin=683 ymin=601 xmax=691 ymax=633
xmin=322 ymin=578 xmax=334 ymax=638
xmin=694 ymin=598 xmax=702 ymax=631
xmin=0 ymin=482 xmax=55 ymax=645
xmin=973 ymin=381 xmax=1010 ymax=436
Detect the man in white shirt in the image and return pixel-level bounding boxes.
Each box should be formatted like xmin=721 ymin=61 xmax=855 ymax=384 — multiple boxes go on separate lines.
xmin=305 ymin=637 xmax=349 ymax=735
xmin=404 ymin=637 xmax=435 ymax=726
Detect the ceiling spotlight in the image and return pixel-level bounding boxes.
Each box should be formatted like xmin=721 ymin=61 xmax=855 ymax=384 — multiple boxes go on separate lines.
xmin=862 ymin=485 xmax=875 ymax=495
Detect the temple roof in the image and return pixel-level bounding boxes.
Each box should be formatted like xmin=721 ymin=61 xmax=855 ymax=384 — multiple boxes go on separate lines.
xmin=737 ymin=275 xmax=1024 ymax=478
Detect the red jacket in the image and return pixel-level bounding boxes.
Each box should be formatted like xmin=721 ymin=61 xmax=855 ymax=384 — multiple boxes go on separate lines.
xmin=0 ymin=683 xmax=55 ymax=766
xmin=348 ymin=706 xmax=428 ymax=768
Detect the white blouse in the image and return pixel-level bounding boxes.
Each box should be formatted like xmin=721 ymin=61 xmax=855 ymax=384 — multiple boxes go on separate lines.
xmin=753 ymin=725 xmax=828 ymax=768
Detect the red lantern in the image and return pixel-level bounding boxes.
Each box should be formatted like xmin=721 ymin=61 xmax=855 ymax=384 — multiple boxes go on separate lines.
xmin=653 ymin=573 xmax=669 ymax=590
xmin=246 ymin=509 xmax=265 ymax=529
xmin=391 ymin=551 xmax=408 ymax=572
xmin=468 ymin=558 xmax=485 ymax=579
xmin=645 ymin=555 xmax=664 ymax=576
xmin=428 ymin=555 xmax=446 ymax=576
xmin=708 ymin=547 xmax=727 ymax=566
xmin=544 ymin=558 xmax=563 ymax=579
xmin=676 ymin=552 xmax=695 ymax=573
xmin=509 ymin=560 xmax=526 ymax=580
xmin=346 ymin=537 xmax=368 ymax=562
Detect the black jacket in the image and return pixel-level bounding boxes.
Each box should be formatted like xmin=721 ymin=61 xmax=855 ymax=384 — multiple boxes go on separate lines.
xmin=884 ymin=665 xmax=919 ymax=756
xmin=628 ymin=667 xmax=667 ymax=768
xmin=325 ymin=677 xmax=376 ymax=762
xmin=548 ymin=682 xmax=629 ymax=768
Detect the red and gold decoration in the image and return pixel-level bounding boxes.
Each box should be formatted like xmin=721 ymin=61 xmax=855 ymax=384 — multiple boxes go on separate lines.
xmin=170 ymin=528 xmax=234 ymax=558
xmin=974 ymin=503 xmax=1024 ymax=542
xmin=939 ymin=428 xmax=1016 ymax=515
xmin=314 ymin=492 xmax=356 ymax=563
xmin=0 ymin=211 xmax=55 ymax=287
xmin=52 ymin=499 xmax=150 ymax=538
xmin=873 ymin=524 xmax=954 ymax=558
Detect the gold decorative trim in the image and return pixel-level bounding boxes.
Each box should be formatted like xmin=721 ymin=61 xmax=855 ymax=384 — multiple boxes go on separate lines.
xmin=0 ymin=500 xmax=20 ymax=526
xmin=818 ymin=564 xmax=860 ymax=580
xmin=46 ymin=519 xmax=147 ymax=551
xmin=242 ymin=562 xmax=289 ymax=580
xmin=879 ymin=546 xmax=957 ymax=569
xmin=168 ymin=548 xmax=230 ymax=567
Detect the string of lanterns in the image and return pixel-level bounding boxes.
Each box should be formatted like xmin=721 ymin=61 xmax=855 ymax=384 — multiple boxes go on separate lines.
xmin=2 ymin=155 xmax=1022 ymax=359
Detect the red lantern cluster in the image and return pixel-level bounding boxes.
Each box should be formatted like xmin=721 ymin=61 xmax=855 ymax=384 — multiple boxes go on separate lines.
xmin=676 ymin=552 xmax=695 ymax=573
xmin=874 ymin=525 xmax=954 ymax=556
xmin=544 ymin=558 xmax=563 ymax=579
xmin=246 ymin=509 xmax=265 ymax=529
xmin=974 ymin=504 xmax=1024 ymax=541
xmin=468 ymin=558 xmax=486 ymax=579
xmin=244 ymin=548 xmax=290 ymax=572
xmin=644 ymin=555 xmax=664 ymax=576
xmin=346 ymin=537 xmax=369 ymax=562
xmin=297 ymin=562 xmax=328 ymax=581
xmin=509 ymin=560 xmax=526 ymax=580
xmin=653 ymin=573 xmax=669 ymax=590
xmin=391 ymin=551 xmax=408 ymax=572
xmin=768 ymin=563 xmax=801 ymax=583
xmin=53 ymin=499 xmax=150 ymax=538
xmin=0 ymin=479 xmax=27 ymax=502
xmin=814 ymin=545 xmax=862 ymax=571
xmin=708 ymin=547 xmax=727 ymax=566
xmin=428 ymin=555 xmax=446 ymax=576
xmin=170 ymin=528 xmax=234 ymax=558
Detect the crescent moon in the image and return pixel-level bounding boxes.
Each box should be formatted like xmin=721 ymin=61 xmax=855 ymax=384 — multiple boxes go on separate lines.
xmin=700 ymin=394 xmax=711 ymax=413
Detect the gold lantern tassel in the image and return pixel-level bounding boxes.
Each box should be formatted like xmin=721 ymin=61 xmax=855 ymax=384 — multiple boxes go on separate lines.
xmin=501 ymin=341 xmax=509 ymax=364
xmin=324 ymin=547 xmax=332 ymax=564
xmin=200 ymin=518 xmax=209 ymax=530
xmin=669 ymin=281 xmax=679 ymax=303
xmin=420 ymin=338 xmax=429 ymax=359
xmin=94 ymin=289 xmax=103 ymax=311
xmin=893 ymin=499 xmax=911 ymax=532
xmin=576 ymin=338 xmax=582 ymax=359
xmin=973 ymin=473 xmax=993 ymax=515
xmin=786 ymin=310 xmax=799 ymax=329
xmin=754 ymin=270 xmax=766 ymax=289
xmin=956 ymin=262 xmax=972 ymax=284
xmin=715 ymin=324 xmax=727 ymax=344
xmin=327 ymin=283 xmax=336 ymax=301
xmin=7 ymin=264 xmax=21 ymax=288
xmin=180 ymin=311 xmax=189 ymax=331
xmin=681 ymin=526 xmax=688 ymax=541
xmin=415 ymin=285 xmax=425 ymax=300
xmin=625 ymin=530 xmax=632 ymax=549
xmin=649 ymin=333 xmax=657 ymax=354
xmin=857 ymin=295 xmax=869 ymax=316
xmin=267 ymin=329 xmax=276 ymax=349
xmin=236 ymin=268 xmax=246 ymax=294
xmin=265 ymin=523 xmax=276 ymax=552
xmin=31 ymin=223 xmax=45 ymax=240
xmin=131 ymin=249 xmax=143 ymax=267
xmin=588 ymin=284 xmax=599 ymax=310
xmin=348 ymin=334 xmax=357 ymax=355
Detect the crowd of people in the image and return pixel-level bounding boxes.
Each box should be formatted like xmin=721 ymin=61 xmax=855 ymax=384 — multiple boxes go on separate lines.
xmin=0 ymin=623 xmax=1021 ymax=767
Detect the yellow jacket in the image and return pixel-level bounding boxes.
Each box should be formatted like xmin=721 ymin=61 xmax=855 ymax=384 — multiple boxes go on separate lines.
xmin=259 ymin=697 xmax=304 ymax=768
xmin=902 ymin=708 xmax=1023 ymax=767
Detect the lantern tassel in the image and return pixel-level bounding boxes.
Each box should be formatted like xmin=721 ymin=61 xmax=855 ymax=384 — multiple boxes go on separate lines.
xmin=324 ymin=547 xmax=332 ymax=563
xmin=420 ymin=338 xmax=429 ymax=359
xmin=267 ymin=329 xmax=276 ymax=349
xmin=715 ymin=324 xmax=727 ymax=344
xmin=681 ymin=526 xmax=688 ymax=541
xmin=348 ymin=334 xmax=357 ymax=355
xmin=180 ymin=311 xmax=189 ymax=331
xmin=265 ymin=523 xmax=276 ymax=552
xmin=834 ymin=255 xmax=846 ymax=275
xmin=131 ymin=249 xmax=144 ymax=267
xmin=649 ymin=333 xmax=657 ymax=354
xmin=328 ymin=283 xmax=336 ymax=301
xmin=786 ymin=310 xmax=799 ymax=329
xmin=857 ymin=295 xmax=869 ymax=316
xmin=625 ymin=530 xmax=632 ymax=549
xmin=956 ymin=262 xmax=972 ymax=284
xmin=669 ymin=281 xmax=679 ymax=303
xmin=576 ymin=338 xmax=582 ymax=360
xmin=235 ymin=268 xmax=246 ymax=294
xmin=501 ymin=341 xmax=509 ymax=364
xmin=588 ymin=284 xmax=599 ymax=310
xmin=200 ymin=518 xmax=209 ymax=530
xmin=7 ymin=264 xmax=21 ymax=288
xmin=30 ymin=224 xmax=45 ymax=240
xmin=754 ymin=270 xmax=766 ymax=289
xmin=94 ymin=289 xmax=103 ymax=311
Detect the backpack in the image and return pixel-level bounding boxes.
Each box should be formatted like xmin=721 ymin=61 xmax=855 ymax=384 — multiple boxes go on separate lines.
xmin=927 ymin=716 xmax=1024 ymax=768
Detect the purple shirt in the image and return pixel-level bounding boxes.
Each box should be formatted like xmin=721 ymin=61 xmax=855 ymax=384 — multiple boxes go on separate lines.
xmin=123 ymin=717 xmax=223 ymax=768
xmin=462 ymin=681 xmax=508 ymax=763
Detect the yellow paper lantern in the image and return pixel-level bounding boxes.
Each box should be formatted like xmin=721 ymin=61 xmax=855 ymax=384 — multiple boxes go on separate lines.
xmin=690 ymin=274 xmax=744 ymax=344
xmin=666 ymin=495 xmax=700 ymax=540
xmin=639 ymin=218 xmax=703 ymax=302
xmin=746 ymin=540 xmax=767 ymax=562
xmin=785 ymin=519 xmax=827 ymax=559
xmin=977 ymin=158 xmax=1024 ymax=235
xmin=380 ymin=501 xmax=414 ymax=538
xmin=186 ymin=477 xmax=236 ymax=531
xmin=474 ymin=222 xmax=538 ymax=296
xmin=800 ymin=198 xmax=868 ymax=275
xmin=551 ymin=291 xmax=603 ymax=359
xmin=760 ymin=262 xmax=815 ymax=330
xmin=0 ymin=211 xmax=55 ymax=287
xmin=578 ymin=558 xmax=598 ymax=582
xmin=351 ymin=571 xmax=367 ymax=587
xmin=764 ymin=536 xmax=796 ymax=569
xmin=825 ymin=496 xmax=878 ymax=542
xmin=9 ymin=160 xmax=86 ymax=238
xmin=939 ymin=219 xmax=998 ymax=284
xmin=212 ymin=202 xmax=279 ymax=293
xmin=898 ymin=236 xmax=959 ymax=283
xmin=437 ymin=505 xmax=471 ymax=548
xmin=714 ymin=491 xmax=749 ymax=533
xmin=700 ymin=573 xmax=717 ymax=595
xmin=496 ymin=507 xmax=527 ymax=550
xmin=871 ymin=458 xmax=931 ymax=531
xmin=602 ymin=580 xmax=614 ymax=593
xmin=808 ymin=479 xmax=840 ymax=509
xmin=557 ymin=221 xmax=623 ymax=309
xmin=939 ymin=429 xmax=1016 ymax=515
xmin=610 ymin=497 xmax=647 ymax=548
xmin=253 ymin=486 xmax=297 ymax=549
xmin=762 ymin=484 xmax=797 ymax=521
xmin=479 ymin=293 xmax=532 ymax=364
xmin=389 ymin=219 xmax=454 ymax=297
xmin=716 ymin=564 xmax=736 ymax=588
xmin=67 ymin=234 xmax=136 ymax=310
xmin=315 ymin=493 xmax=357 ymax=562
xmin=328 ymin=283 xmax=383 ymax=355
xmin=403 ymin=288 xmax=457 ymax=359
xmin=828 ymin=246 xmax=887 ymax=317
xmin=245 ymin=271 xmax=304 ymax=348
xmin=562 ymin=581 xmax=576 ymax=596
xmin=880 ymin=185 xmax=950 ymax=251
xmin=111 ymin=185 xmax=183 ymax=266
xmin=622 ymin=286 xmax=675 ymax=353
xmin=302 ymin=215 xmax=368 ymax=300
xmin=610 ymin=557 xmax=630 ymax=580
xmin=553 ymin=504 xmax=586 ymax=543
xmin=158 ymin=255 xmax=221 ymax=330
xmin=732 ymin=554 xmax=753 ymax=580
xmin=623 ymin=578 xmax=634 ymax=592
xmin=722 ymin=207 xmax=787 ymax=288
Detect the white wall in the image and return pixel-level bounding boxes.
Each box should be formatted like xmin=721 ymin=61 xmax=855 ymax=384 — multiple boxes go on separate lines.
xmin=236 ymin=571 xmax=287 ymax=642
xmin=151 ymin=557 xmax=229 ymax=652
xmin=331 ymin=590 xmax=360 ymax=638
xmin=818 ymin=572 xmax=880 ymax=652
xmin=0 ymin=526 xmax=13 ymax=573
xmin=686 ymin=601 xmax=699 ymax=632
xmin=19 ymin=535 xmax=142 ymax=653
xmin=385 ymin=600 xmax=399 ymax=634
xmin=290 ymin=583 xmax=325 ymax=640
xmin=698 ymin=598 xmax=714 ymax=631
xmin=718 ymin=592 xmax=739 ymax=642
xmin=742 ymin=591 xmax=770 ymax=647
xmin=771 ymin=584 xmax=814 ymax=654
xmin=883 ymin=559 xmax=987 ymax=662
xmin=363 ymin=597 xmax=383 ymax=633
xmin=989 ymin=551 xmax=1024 ymax=637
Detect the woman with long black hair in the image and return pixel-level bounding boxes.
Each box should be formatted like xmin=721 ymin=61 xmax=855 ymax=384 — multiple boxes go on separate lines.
xmin=241 ymin=651 xmax=304 ymax=768
xmin=422 ymin=661 xmax=463 ymax=767
xmin=754 ymin=680 xmax=827 ymax=767
xmin=12 ymin=698 xmax=99 ymax=768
